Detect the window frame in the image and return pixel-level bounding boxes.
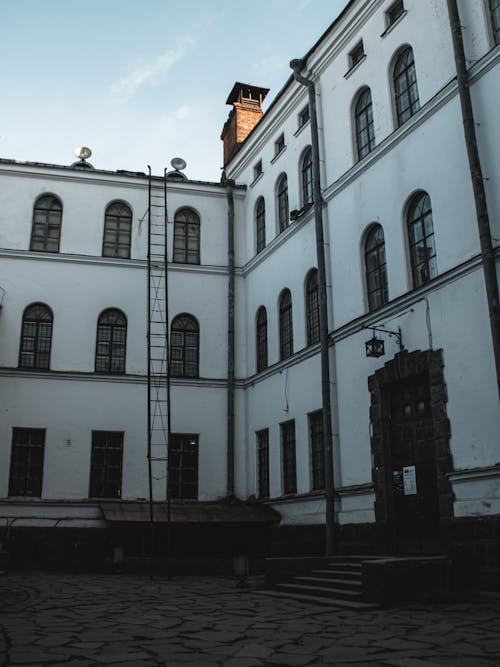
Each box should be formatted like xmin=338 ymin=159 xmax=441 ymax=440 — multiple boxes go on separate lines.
xmin=349 ymin=40 xmax=365 ymax=68
xmin=274 ymin=133 xmax=285 ymax=156
xmin=364 ymin=224 xmax=389 ymax=311
xmin=18 ymin=302 xmax=53 ymax=370
xmin=393 ymin=46 xmax=420 ymax=127
xmin=30 ymin=194 xmax=62 ymax=253
xmin=253 ymin=159 xmax=263 ymax=182
xmin=281 ymin=420 xmax=297 ymax=496
xmin=301 ymin=147 xmax=313 ymax=208
xmin=8 ymin=428 xmax=45 ymax=498
xmin=102 ymin=201 xmax=132 ymax=259
xmin=298 ymin=105 xmax=310 ymax=129
xmin=489 ymin=0 xmax=500 ymax=44
xmin=256 ymin=428 xmax=270 ymax=499
xmin=279 ymin=289 xmax=293 ymax=361
xmin=386 ymin=0 xmax=405 ymax=27
xmin=255 ymin=197 xmax=266 ymax=254
xmin=407 ymin=191 xmax=437 ymax=288
xmin=89 ymin=430 xmax=123 ymax=499
xmin=354 ymin=87 xmax=376 ymax=161
xmin=277 ymin=174 xmax=289 ymax=233
xmin=306 ymin=269 xmax=320 ymax=345
xmin=173 ymin=208 xmax=200 ymax=265
xmin=95 ymin=308 xmax=127 ymax=374
xmin=170 ymin=314 xmax=200 ymax=378
xmin=168 ymin=433 xmax=199 ymax=500
xmin=256 ymin=306 xmax=268 ymax=373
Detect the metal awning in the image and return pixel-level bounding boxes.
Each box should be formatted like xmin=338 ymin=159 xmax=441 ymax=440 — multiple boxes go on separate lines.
xmin=100 ymin=501 xmax=280 ymax=524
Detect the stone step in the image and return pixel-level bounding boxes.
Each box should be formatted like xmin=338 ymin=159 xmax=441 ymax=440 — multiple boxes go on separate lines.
xmin=258 ymin=589 xmax=379 ymax=610
xmin=315 ymin=568 xmax=362 ymax=580
xmin=276 ymin=582 xmax=363 ymax=600
xmin=295 ymin=575 xmax=363 ymax=590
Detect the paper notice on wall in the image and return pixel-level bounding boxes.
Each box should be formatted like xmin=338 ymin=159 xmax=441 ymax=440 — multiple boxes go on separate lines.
xmin=403 ymin=465 xmax=417 ymax=495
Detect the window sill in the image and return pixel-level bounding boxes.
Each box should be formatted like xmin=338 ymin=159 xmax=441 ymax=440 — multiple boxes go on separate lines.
xmin=380 ymin=10 xmax=407 ymax=38
xmin=344 ymin=54 xmax=366 ymax=79
xmin=271 ymin=146 xmax=287 ymax=164
xmin=249 ymin=172 xmax=264 ymax=189
xmin=293 ymin=119 xmax=310 ymax=137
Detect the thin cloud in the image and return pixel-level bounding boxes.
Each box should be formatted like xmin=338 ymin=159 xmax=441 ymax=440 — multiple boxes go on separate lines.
xmin=110 ymin=37 xmax=194 ymax=99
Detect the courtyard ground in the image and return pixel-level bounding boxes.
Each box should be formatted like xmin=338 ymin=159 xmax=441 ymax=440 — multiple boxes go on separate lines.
xmin=0 ymin=572 xmax=499 ymax=666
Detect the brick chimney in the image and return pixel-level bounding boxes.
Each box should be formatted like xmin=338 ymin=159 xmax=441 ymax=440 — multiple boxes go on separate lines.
xmin=221 ymin=83 xmax=269 ymax=167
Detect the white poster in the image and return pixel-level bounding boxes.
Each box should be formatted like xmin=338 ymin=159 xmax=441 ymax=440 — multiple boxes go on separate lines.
xmin=403 ymin=465 xmax=417 ymax=495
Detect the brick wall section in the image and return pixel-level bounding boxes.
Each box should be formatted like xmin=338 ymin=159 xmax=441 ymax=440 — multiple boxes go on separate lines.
xmin=221 ymin=102 xmax=264 ymax=166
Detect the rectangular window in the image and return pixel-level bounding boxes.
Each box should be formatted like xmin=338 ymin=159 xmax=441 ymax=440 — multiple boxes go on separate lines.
xmin=275 ymin=133 xmax=285 ymax=156
xmin=298 ymin=105 xmax=310 ymax=129
xmin=253 ymin=160 xmax=263 ymax=181
xmin=169 ymin=434 xmax=198 ymax=499
xmin=386 ymin=0 xmax=404 ymax=26
xmin=256 ymin=429 xmax=270 ymax=499
xmin=281 ymin=420 xmax=296 ymax=495
xmin=349 ymin=40 xmax=365 ymax=68
xmin=89 ymin=431 xmax=123 ymax=499
xmin=309 ymin=411 xmax=325 ymax=491
xmin=9 ymin=428 xmax=45 ymax=497
xmin=491 ymin=0 xmax=500 ymax=44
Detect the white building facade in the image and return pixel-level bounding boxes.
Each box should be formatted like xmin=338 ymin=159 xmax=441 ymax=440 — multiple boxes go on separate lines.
xmin=1 ymin=0 xmax=499 ymax=565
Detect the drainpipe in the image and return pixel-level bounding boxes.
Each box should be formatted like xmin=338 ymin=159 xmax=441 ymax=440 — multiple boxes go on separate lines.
xmin=225 ymin=177 xmax=236 ymax=497
xmin=447 ymin=0 xmax=500 ymax=400
xmin=290 ymin=58 xmax=337 ymax=555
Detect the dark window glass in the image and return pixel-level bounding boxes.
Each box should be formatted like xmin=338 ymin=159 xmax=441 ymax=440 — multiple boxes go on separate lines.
xmin=19 ymin=303 xmax=53 ymax=370
xmin=279 ymin=289 xmax=293 ymax=360
xmin=491 ymin=0 xmax=500 ymax=44
xmin=394 ymin=46 xmax=420 ymax=126
xmin=277 ymin=174 xmax=289 ymax=233
xmin=257 ymin=429 xmax=270 ymax=499
xmin=256 ymin=306 xmax=268 ymax=373
xmin=170 ymin=314 xmax=199 ymax=378
xmin=350 ymin=40 xmax=365 ymax=67
xmin=89 ymin=431 xmax=123 ymax=499
xmin=30 ymin=195 xmax=62 ymax=253
xmin=298 ymin=105 xmax=310 ymax=128
xmin=387 ymin=0 xmax=405 ymax=26
xmin=9 ymin=428 xmax=45 ymax=497
xmin=254 ymin=160 xmax=263 ymax=180
xmin=173 ymin=208 xmax=200 ymax=264
xmin=301 ymin=148 xmax=313 ymax=207
xmin=365 ymin=225 xmax=389 ymax=311
xmin=281 ymin=420 xmax=296 ymax=495
xmin=95 ymin=308 xmax=127 ymax=374
xmin=355 ymin=88 xmax=376 ymax=160
xmin=275 ymin=134 xmax=285 ymax=155
xmin=309 ymin=410 xmax=325 ymax=491
xmin=103 ymin=202 xmax=132 ymax=258
xmin=169 ymin=434 xmax=198 ymax=499
xmin=306 ymin=269 xmax=320 ymax=345
xmin=256 ymin=197 xmax=266 ymax=254
xmin=407 ymin=192 xmax=437 ymax=288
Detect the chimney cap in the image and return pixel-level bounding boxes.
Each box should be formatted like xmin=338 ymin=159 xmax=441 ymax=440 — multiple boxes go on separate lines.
xmin=226 ymin=82 xmax=270 ymax=106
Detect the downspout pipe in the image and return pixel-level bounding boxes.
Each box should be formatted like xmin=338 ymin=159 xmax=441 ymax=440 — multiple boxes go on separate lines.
xmin=225 ymin=177 xmax=236 ymax=497
xmin=290 ymin=58 xmax=337 ymax=555
xmin=447 ymin=0 xmax=500 ymax=400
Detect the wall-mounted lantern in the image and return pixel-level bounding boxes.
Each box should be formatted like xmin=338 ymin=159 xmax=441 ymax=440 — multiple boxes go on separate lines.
xmin=364 ymin=326 xmax=403 ymax=358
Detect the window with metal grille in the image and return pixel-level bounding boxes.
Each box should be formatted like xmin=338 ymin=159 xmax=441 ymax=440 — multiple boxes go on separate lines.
xmin=18 ymin=303 xmax=53 ymax=370
xmin=281 ymin=420 xmax=297 ymax=495
xmin=306 ymin=269 xmax=320 ymax=345
xmin=301 ymin=147 xmax=313 ymax=207
xmin=365 ymin=225 xmax=388 ymax=311
xmin=170 ymin=314 xmax=199 ymax=377
xmin=173 ymin=208 xmax=200 ymax=264
xmin=407 ymin=192 xmax=437 ymax=288
xmin=256 ymin=306 xmax=268 ymax=373
xmin=95 ymin=308 xmax=127 ymax=374
xmin=354 ymin=87 xmax=375 ymax=160
xmin=169 ymin=434 xmax=198 ymax=499
xmin=298 ymin=105 xmax=310 ymax=129
xmin=349 ymin=40 xmax=365 ymax=68
xmin=102 ymin=202 xmax=132 ymax=258
xmin=491 ymin=0 xmax=500 ymax=43
xmin=279 ymin=289 xmax=293 ymax=360
xmin=394 ymin=46 xmax=420 ymax=126
xmin=9 ymin=428 xmax=45 ymax=497
xmin=89 ymin=431 xmax=123 ymax=499
xmin=257 ymin=428 xmax=270 ymax=499
xmin=386 ymin=0 xmax=405 ymax=26
xmin=30 ymin=195 xmax=62 ymax=253
xmin=255 ymin=197 xmax=266 ymax=254
xmin=277 ymin=174 xmax=289 ymax=233
xmin=309 ymin=410 xmax=325 ymax=491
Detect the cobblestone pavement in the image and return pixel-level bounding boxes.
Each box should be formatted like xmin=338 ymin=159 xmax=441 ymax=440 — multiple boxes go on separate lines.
xmin=0 ymin=573 xmax=499 ymax=666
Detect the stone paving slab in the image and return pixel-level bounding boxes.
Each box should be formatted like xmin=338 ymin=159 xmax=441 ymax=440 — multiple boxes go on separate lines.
xmin=0 ymin=573 xmax=499 ymax=666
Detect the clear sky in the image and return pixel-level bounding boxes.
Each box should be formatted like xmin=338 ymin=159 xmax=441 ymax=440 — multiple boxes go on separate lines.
xmin=1 ymin=0 xmax=349 ymax=181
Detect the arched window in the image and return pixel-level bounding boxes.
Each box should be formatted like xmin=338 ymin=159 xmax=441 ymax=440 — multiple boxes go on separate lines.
xmin=490 ymin=0 xmax=500 ymax=44
xmin=170 ymin=314 xmax=199 ymax=377
xmin=255 ymin=197 xmax=266 ymax=254
xmin=306 ymin=269 xmax=320 ymax=345
xmin=95 ymin=309 xmax=127 ymax=374
xmin=301 ymin=148 xmax=313 ymax=207
xmin=256 ymin=307 xmax=268 ymax=372
xmin=393 ymin=46 xmax=420 ymax=126
xmin=103 ymin=202 xmax=132 ymax=258
xmin=30 ymin=195 xmax=62 ymax=253
xmin=173 ymin=208 xmax=200 ymax=264
xmin=354 ymin=88 xmax=375 ymax=160
xmin=407 ymin=192 xmax=437 ymax=287
xmin=279 ymin=289 xmax=293 ymax=360
xmin=365 ymin=225 xmax=388 ymax=311
xmin=277 ymin=174 xmax=289 ymax=233
xmin=19 ymin=303 xmax=53 ymax=370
